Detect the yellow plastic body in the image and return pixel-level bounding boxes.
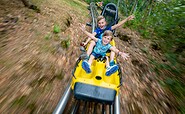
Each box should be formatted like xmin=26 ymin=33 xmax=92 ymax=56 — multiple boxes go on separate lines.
xmin=71 ymin=39 xmax=120 ymax=95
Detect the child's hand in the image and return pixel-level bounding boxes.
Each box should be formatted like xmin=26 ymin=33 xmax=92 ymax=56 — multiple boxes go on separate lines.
xmin=80 ymin=41 xmax=88 ymax=46
xmin=127 ymin=15 xmax=135 ymax=21
xmin=119 ymin=52 xmax=130 ymax=60
xmin=79 ymin=23 xmax=86 ymax=31
xmin=83 ymin=42 xmax=88 ymax=46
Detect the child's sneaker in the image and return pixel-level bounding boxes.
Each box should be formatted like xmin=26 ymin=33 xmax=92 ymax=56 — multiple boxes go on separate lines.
xmin=105 ymin=65 xmax=119 ymax=76
xmin=80 ymin=46 xmax=86 ymax=52
xmin=82 ymin=60 xmax=91 ymax=73
xmin=80 ymin=53 xmax=89 ymax=60
xmin=109 ymin=60 xmax=115 ymax=66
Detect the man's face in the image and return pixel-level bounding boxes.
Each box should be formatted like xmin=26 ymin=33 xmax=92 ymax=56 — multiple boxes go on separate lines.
xmin=102 ymin=35 xmax=111 ymax=45
xmin=98 ymin=18 xmax=106 ymax=29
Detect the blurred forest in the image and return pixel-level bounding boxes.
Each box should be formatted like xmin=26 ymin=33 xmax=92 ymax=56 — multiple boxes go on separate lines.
xmin=86 ymin=0 xmax=185 ymax=113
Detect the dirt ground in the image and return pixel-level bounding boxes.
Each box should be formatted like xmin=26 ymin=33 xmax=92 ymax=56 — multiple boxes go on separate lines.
xmin=0 ymin=0 xmax=179 ymax=114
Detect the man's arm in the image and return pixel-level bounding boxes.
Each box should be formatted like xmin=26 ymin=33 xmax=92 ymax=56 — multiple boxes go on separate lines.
xmin=111 ymin=15 xmax=135 ymax=30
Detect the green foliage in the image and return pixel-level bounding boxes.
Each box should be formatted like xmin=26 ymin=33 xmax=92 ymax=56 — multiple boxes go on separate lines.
xmin=44 ymin=33 xmax=51 ymax=40
xmin=140 ymin=47 xmax=148 ymax=54
xmin=11 ymin=95 xmax=27 ymax=107
xmin=84 ymin=0 xmax=119 ymax=7
xmin=163 ymin=77 xmax=185 ymax=113
xmin=53 ymin=24 xmax=60 ymax=34
xmin=60 ymin=38 xmax=70 ymax=49
xmin=180 ymin=107 xmax=185 ymax=114
xmin=55 ymin=69 xmax=64 ymax=80
xmin=27 ymin=103 xmax=36 ymax=114
xmin=149 ymin=53 xmax=185 ymax=112
xmin=128 ymin=0 xmax=185 ymax=79
xmin=164 ymin=78 xmax=185 ymax=98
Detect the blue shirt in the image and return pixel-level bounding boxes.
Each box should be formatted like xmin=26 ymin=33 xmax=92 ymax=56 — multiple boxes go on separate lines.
xmin=93 ymin=39 xmax=112 ymax=56
xmin=94 ymin=26 xmax=112 ymax=39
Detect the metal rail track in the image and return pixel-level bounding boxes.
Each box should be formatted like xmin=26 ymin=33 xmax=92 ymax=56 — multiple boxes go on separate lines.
xmin=89 ymin=2 xmax=99 ymax=33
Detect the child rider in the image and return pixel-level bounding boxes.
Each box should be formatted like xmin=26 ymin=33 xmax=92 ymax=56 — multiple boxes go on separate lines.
xmin=80 ymin=25 xmax=129 ymax=76
xmin=82 ymin=15 xmax=134 ymax=67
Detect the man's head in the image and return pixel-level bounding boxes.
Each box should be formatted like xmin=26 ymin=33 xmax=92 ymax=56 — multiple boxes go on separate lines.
xmin=102 ymin=30 xmax=113 ymax=45
xmin=97 ymin=15 xmax=106 ymax=29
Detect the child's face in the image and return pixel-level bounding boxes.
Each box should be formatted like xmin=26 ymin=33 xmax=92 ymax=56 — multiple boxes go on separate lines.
xmin=98 ymin=18 xmax=106 ymax=29
xmin=102 ymin=35 xmax=112 ymax=45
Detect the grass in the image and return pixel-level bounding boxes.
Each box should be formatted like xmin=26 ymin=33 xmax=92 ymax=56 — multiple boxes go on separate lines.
xmin=53 ymin=24 xmax=60 ymax=34
xmin=11 ymin=95 xmax=37 ymax=113
xmin=11 ymin=95 xmax=28 ymax=107
xmin=62 ymin=0 xmax=88 ymax=17
xmin=60 ymin=38 xmax=70 ymax=49
xmin=31 ymin=0 xmax=45 ymax=7
xmin=44 ymin=33 xmax=51 ymax=40
xmin=140 ymin=47 xmax=148 ymax=54
xmin=149 ymin=54 xmax=185 ymax=113
xmin=54 ymin=69 xmax=64 ymax=80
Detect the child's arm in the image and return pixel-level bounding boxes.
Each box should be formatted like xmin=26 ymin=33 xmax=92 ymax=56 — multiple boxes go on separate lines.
xmin=111 ymin=15 xmax=135 ymax=30
xmin=83 ymin=32 xmax=97 ymax=46
xmin=110 ymin=46 xmax=129 ymax=60
xmin=80 ymin=24 xmax=98 ymax=42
